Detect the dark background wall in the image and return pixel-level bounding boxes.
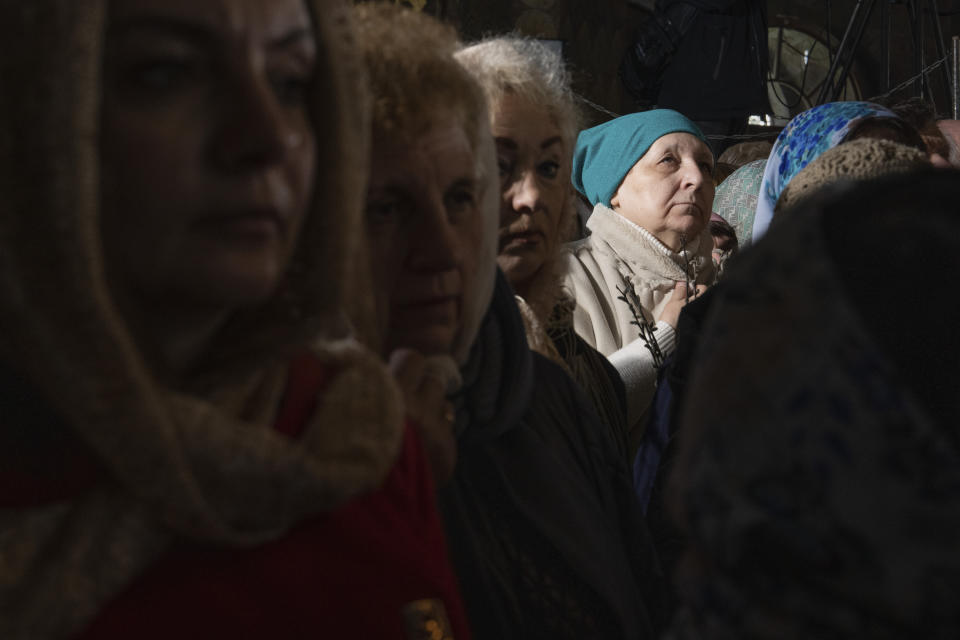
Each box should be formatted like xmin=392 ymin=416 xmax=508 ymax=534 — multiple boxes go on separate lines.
xmin=420 ymin=0 xmax=960 ymax=123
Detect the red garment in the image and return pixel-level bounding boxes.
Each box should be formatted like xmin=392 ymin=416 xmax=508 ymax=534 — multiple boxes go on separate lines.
xmin=6 ymin=354 xmax=470 ymax=639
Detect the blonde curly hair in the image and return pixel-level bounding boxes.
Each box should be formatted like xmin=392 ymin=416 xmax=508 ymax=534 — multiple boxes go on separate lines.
xmin=353 ymin=3 xmax=487 ymax=158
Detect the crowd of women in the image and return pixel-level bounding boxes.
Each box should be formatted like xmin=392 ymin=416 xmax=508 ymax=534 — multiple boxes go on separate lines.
xmin=2 ymin=0 xmax=958 ymax=638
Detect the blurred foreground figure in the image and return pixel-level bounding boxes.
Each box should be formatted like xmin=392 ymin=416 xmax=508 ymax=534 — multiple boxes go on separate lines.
xmin=669 ymin=171 xmax=960 ymax=639
xmin=0 ymin=1 xmax=469 ymax=638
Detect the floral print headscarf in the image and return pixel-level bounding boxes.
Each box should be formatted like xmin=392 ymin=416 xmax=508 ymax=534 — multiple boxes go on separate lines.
xmin=751 ymin=101 xmax=898 ymax=241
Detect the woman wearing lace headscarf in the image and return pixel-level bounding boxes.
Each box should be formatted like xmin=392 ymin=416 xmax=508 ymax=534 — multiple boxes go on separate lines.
xmin=0 ymin=1 xmax=468 ymax=638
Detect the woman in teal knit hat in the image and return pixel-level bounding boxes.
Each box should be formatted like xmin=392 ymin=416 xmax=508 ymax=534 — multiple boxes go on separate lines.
xmin=563 ymin=109 xmax=717 ymax=452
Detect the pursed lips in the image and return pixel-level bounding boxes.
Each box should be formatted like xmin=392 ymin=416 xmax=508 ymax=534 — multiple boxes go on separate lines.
xmin=500 ymin=228 xmax=545 ymax=250
xmin=391 ymin=294 xmax=460 ymax=328
xmin=396 ymin=294 xmax=459 ymax=309
xmin=671 ymin=201 xmax=706 ymax=217
xmin=195 ymin=206 xmax=290 ymax=236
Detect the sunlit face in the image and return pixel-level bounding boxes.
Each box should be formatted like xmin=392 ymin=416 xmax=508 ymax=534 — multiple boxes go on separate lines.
xmin=610 ymin=132 xmax=714 ymax=251
xmin=100 ymin=0 xmax=317 ymax=312
xmin=366 ymin=118 xmax=485 ymax=356
xmin=492 ymin=93 xmax=568 ymax=294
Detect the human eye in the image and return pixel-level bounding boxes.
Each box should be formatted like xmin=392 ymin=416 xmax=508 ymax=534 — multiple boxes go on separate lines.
xmin=271 ymin=73 xmax=310 ymax=106
xmin=699 ymin=160 xmax=714 ymax=174
xmin=659 ymin=155 xmax=678 ymax=165
xmin=537 ymin=160 xmax=560 ymax=180
xmin=497 ymin=155 xmax=513 ymax=179
xmin=445 ymin=184 xmax=476 ymax=218
xmin=365 ymin=195 xmax=408 ymax=229
xmin=269 ymin=61 xmax=313 ymax=107
xmin=123 ymin=56 xmax=198 ymax=94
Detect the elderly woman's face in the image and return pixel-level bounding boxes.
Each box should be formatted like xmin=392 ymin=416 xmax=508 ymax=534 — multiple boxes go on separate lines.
xmin=100 ymin=0 xmax=317 ymax=311
xmin=366 ymin=117 xmax=486 ymax=356
xmin=611 ymin=132 xmax=714 ymax=251
xmin=492 ymin=93 xmax=568 ymax=294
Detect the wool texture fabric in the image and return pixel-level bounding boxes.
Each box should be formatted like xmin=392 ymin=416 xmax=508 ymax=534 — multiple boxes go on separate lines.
xmin=775 ymin=138 xmax=930 ymax=213
xmin=752 ymin=101 xmax=899 ymax=242
xmin=572 ymin=109 xmax=707 ymax=207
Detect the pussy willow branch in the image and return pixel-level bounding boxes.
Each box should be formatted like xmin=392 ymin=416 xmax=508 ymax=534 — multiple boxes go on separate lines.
xmin=616 ymin=281 xmax=664 ymax=371
xmin=680 ymin=233 xmax=700 ymax=300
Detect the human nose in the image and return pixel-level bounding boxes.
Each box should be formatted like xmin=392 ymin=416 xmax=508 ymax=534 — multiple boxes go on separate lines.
xmin=212 ymin=72 xmax=304 ymax=172
xmin=682 ymin=160 xmax=707 ymax=190
xmin=506 ymin=170 xmax=541 ymax=214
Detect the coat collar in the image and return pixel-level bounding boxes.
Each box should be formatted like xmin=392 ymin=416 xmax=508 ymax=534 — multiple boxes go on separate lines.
xmin=585 ymin=203 xmax=715 ymax=283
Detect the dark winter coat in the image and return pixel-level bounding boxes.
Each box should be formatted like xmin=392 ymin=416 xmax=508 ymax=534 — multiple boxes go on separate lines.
xmin=440 ymin=271 xmax=665 ymax=639
xmin=656 ymin=0 xmax=769 ymax=121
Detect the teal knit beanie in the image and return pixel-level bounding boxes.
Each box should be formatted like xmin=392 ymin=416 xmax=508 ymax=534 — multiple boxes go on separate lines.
xmin=572 ymin=109 xmax=707 ymax=206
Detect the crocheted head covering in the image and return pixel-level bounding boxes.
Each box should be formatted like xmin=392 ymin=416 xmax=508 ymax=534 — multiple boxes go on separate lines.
xmin=776 ymin=138 xmax=930 ymax=214
xmin=669 ymin=170 xmax=960 ymax=639
xmin=572 ymin=109 xmax=707 ymax=207
xmin=752 ymin=101 xmax=901 ymax=242
xmin=713 ymin=158 xmax=766 ymax=248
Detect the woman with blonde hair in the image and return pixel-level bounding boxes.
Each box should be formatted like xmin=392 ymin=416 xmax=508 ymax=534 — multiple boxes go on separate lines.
xmin=356 ymin=5 xmax=663 ymax=638
xmin=456 ymin=36 xmax=630 ymax=458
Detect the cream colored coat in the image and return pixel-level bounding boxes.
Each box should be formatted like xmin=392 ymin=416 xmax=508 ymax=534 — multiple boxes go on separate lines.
xmin=563 ymin=204 xmax=715 ymax=444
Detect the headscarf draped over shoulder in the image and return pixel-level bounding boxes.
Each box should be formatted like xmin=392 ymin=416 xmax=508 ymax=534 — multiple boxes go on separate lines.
xmin=0 ymin=2 xmax=404 ymax=637
xmin=572 ymin=109 xmax=707 ymax=207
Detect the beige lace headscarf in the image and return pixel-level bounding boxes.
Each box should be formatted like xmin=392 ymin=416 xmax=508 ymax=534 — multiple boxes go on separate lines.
xmin=0 ymin=1 xmax=404 ymax=637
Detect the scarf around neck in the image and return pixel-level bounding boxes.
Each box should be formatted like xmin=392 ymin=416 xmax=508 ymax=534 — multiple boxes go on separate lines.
xmin=0 ymin=2 xmax=405 ymax=637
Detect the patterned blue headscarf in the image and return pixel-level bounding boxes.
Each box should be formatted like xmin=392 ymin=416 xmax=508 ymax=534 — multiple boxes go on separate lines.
xmin=751 ymin=101 xmax=899 ymax=242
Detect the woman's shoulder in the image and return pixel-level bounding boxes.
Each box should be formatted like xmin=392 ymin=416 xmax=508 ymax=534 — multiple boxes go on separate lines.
xmin=525 ymin=354 xmax=611 ymax=450
xmin=563 ymin=234 xmax=622 ymax=285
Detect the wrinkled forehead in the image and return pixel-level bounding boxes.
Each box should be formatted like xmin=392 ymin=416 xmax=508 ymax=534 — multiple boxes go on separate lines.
xmin=645 ymin=131 xmax=714 ymax=164
xmin=370 ymin=120 xmax=475 ymax=186
xmin=378 ymin=109 xmax=490 ymax=177
xmin=106 ymin=0 xmax=313 ymax=44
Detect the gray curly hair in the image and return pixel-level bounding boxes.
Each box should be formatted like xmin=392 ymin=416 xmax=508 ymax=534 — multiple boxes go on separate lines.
xmin=455 ymin=36 xmax=582 ymax=157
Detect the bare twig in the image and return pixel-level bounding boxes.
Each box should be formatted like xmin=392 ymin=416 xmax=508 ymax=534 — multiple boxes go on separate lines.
xmin=616 ymin=281 xmax=664 ymax=371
